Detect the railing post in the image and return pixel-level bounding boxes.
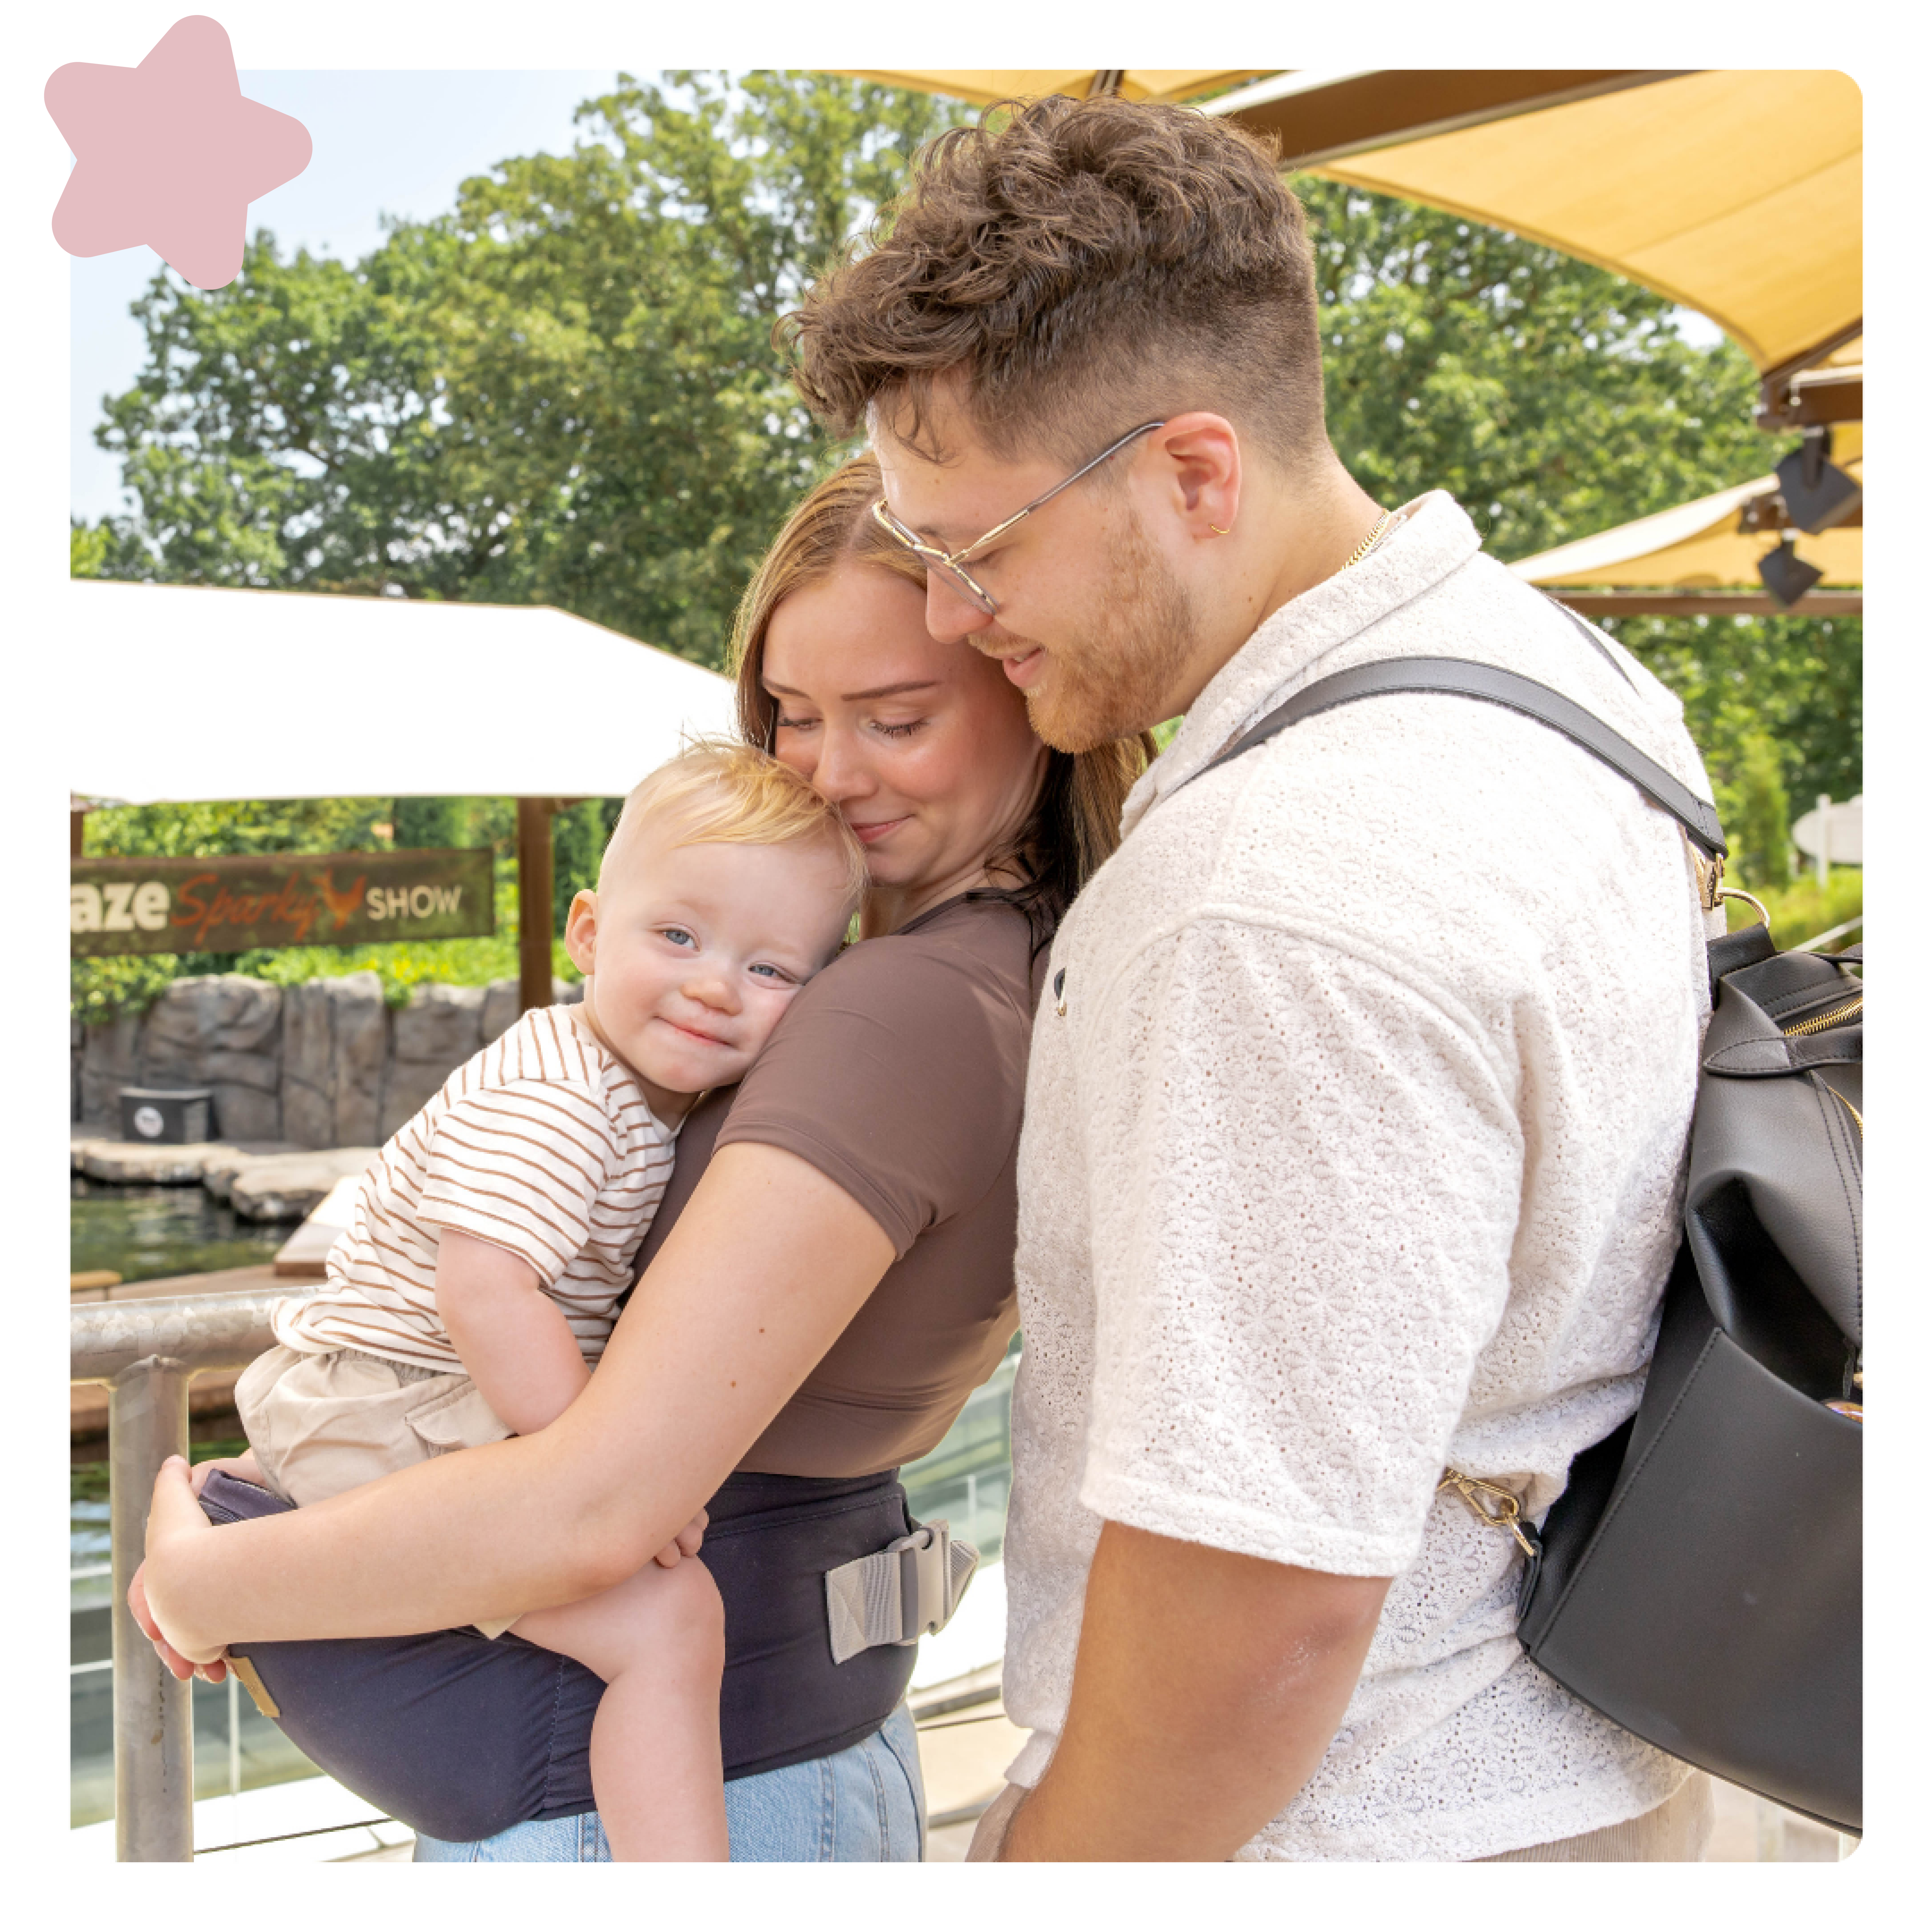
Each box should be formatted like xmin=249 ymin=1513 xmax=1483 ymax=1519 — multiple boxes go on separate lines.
xmin=110 ymin=1357 xmax=196 ymax=1862
xmin=73 ymin=1285 xmax=312 ymax=1860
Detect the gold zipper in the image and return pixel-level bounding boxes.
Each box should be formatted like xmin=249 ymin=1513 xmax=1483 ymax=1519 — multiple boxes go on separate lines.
xmin=1826 ymin=1084 xmax=1863 ymax=1138
xmin=1782 ymin=995 xmax=1863 ymax=1037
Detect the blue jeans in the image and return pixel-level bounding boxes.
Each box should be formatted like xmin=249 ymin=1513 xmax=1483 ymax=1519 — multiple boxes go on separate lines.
xmin=412 ymin=1702 xmax=926 ymax=1862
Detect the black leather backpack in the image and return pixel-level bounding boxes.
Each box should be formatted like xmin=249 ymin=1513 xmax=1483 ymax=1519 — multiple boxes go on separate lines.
xmin=1193 ymin=648 xmax=1863 ymax=1835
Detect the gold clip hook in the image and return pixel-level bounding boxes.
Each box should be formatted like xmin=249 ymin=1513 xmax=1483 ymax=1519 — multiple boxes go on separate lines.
xmin=1438 ymin=1468 xmax=1537 ymax=1560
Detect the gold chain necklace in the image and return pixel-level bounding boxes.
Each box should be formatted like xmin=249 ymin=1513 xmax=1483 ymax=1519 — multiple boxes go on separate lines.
xmin=1341 ymin=509 xmax=1393 ymax=572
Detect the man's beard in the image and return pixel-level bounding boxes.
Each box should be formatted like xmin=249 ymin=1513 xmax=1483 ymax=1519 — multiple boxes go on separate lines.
xmin=1014 ymin=511 xmax=1199 ymax=753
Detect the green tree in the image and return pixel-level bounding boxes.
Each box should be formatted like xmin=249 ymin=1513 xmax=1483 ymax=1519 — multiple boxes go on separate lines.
xmin=1296 ymin=177 xmax=1768 ymax=561
xmin=1727 ymin=731 xmax=1795 ymax=889
xmin=77 ymin=73 xmax=967 ymax=667
xmin=1600 ymin=609 xmax=1861 ymax=865
xmin=76 ymin=109 xmax=1859 ymax=977
xmin=393 ymin=797 xmax=465 ymax=849
xmin=1296 ymin=178 xmax=1860 ymax=824
xmin=552 ymin=798 xmax=624 ymax=931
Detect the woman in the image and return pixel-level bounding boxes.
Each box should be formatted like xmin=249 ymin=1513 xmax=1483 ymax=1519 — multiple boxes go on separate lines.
xmin=133 ymin=457 xmax=1153 ymax=1861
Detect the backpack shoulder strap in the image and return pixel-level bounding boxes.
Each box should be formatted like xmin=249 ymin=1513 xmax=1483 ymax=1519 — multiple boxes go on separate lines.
xmin=1545 ymin=596 xmax=1639 ymax=689
xmin=1187 ymin=655 xmax=1727 ymax=859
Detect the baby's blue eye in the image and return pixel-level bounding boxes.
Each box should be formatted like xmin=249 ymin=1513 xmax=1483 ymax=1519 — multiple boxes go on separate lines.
xmin=662 ymin=928 xmax=694 ymax=948
xmin=749 ymin=963 xmax=790 ymax=981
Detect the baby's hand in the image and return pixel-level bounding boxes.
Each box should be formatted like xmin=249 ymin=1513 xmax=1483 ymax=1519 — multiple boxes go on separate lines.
xmin=651 ymin=1508 xmax=708 ymax=1569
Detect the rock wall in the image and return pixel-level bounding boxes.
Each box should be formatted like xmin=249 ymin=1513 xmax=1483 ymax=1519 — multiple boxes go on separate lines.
xmin=76 ymin=972 xmax=582 ymax=1148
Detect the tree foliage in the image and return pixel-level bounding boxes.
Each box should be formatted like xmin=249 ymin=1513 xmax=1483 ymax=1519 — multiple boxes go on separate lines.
xmin=80 ymin=73 xmax=966 ymax=664
xmin=1296 ymin=178 xmax=1767 ymax=560
xmin=1296 ymin=178 xmax=1859 ymax=885
xmin=1600 ymin=609 xmax=1861 ymax=887
xmin=75 ymin=86 xmax=1857 ymax=928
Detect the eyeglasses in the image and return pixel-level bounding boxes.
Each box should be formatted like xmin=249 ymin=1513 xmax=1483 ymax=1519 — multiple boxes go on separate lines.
xmin=869 ymin=420 xmax=1166 ymax=616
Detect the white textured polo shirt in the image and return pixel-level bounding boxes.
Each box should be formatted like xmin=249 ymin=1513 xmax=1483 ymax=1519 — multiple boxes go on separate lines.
xmin=1000 ymin=492 xmax=1724 ymax=1860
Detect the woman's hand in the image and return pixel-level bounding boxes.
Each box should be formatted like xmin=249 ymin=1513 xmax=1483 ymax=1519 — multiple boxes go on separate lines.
xmin=651 ymin=1508 xmax=708 ymax=1570
xmin=128 ymin=1559 xmax=228 ymax=1683
xmin=128 ymin=1455 xmax=233 ymax=1675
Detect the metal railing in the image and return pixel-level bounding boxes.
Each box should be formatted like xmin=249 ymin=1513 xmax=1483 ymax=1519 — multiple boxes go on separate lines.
xmin=70 ymin=1286 xmax=307 ymax=1862
xmin=1789 ymin=912 xmax=1863 ymax=955
xmin=75 ymin=1284 xmax=1012 ymax=1861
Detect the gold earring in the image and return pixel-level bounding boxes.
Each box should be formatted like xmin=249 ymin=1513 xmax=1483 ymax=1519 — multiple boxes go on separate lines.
xmin=1209 ymin=523 xmax=1231 ymax=536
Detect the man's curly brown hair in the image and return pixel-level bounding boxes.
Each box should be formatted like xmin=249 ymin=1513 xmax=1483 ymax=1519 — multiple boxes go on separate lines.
xmin=783 ymin=95 xmax=1326 ymax=469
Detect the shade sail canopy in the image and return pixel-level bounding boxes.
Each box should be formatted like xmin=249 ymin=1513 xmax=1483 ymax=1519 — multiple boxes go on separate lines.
xmin=66 ymin=581 xmax=735 ymax=806
xmin=1204 ymin=70 xmax=1679 ymax=168
xmin=1222 ymin=69 xmax=1862 ymax=374
xmin=834 ymin=70 xmax=1860 ymax=375
xmin=1509 ymin=450 xmax=1862 ymax=593
xmin=839 ymin=69 xmax=1266 ymax=106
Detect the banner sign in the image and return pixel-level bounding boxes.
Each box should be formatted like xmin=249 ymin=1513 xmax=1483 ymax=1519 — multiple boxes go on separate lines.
xmin=71 ymin=849 xmax=495 ymax=957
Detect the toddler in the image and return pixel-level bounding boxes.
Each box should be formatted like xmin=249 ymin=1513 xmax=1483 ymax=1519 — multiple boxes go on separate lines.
xmin=220 ymin=742 xmax=865 ymax=1860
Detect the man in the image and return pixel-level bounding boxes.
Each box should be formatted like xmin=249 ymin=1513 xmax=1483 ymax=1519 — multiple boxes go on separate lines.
xmin=786 ymin=97 xmax=1722 ymax=1861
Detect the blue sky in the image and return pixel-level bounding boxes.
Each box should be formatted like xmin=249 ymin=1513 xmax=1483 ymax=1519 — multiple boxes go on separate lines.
xmin=69 ymin=68 xmax=1726 ymax=527
xmin=70 ymin=69 xmax=620 ymax=523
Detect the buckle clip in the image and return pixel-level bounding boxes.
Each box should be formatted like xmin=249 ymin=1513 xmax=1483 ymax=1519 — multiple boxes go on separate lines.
xmin=892 ymin=1522 xmax=952 ymax=1645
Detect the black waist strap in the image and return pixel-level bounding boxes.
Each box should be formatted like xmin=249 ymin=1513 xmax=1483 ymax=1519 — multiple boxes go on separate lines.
xmin=700 ymin=1467 xmax=919 ymax=1779
xmin=199 ymin=1463 xmax=919 ymax=1839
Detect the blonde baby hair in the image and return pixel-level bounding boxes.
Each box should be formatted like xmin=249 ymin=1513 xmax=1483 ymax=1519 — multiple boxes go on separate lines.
xmin=604 ymin=737 xmax=868 ymax=910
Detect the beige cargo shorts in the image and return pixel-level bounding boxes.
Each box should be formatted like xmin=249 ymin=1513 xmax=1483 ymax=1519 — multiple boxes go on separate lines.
xmin=234 ymin=1343 xmax=520 ymax=1636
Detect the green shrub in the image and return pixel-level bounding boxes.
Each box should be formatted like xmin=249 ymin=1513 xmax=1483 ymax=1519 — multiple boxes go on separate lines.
xmin=1726 ymin=731 xmax=1793 ymax=889
xmin=1725 ymin=866 xmax=1862 ymax=951
xmin=72 ymin=798 xmax=580 ymax=1021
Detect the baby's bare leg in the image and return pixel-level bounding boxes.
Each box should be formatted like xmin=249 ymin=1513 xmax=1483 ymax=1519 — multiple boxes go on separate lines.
xmin=512 ymin=1558 xmax=728 ymax=1861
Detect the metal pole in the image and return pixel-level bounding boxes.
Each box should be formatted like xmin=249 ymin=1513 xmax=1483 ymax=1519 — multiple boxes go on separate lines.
xmin=110 ymin=1359 xmax=195 ymax=1862
xmin=73 ymin=1284 xmax=314 ymax=1861
xmin=517 ymin=797 xmax=556 ymax=1015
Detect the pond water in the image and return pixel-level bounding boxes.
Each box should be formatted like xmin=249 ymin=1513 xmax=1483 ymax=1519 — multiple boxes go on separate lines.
xmin=71 ymin=1174 xmax=285 ymax=1284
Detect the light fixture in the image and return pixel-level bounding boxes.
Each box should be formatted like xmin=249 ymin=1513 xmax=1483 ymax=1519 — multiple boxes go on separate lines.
xmin=1774 ymin=428 xmax=1862 ymax=534
xmin=1759 ymin=539 xmax=1824 ymax=609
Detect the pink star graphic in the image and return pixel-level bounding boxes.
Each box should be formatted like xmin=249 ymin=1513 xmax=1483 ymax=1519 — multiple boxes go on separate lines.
xmin=46 ymin=15 xmax=311 ymax=291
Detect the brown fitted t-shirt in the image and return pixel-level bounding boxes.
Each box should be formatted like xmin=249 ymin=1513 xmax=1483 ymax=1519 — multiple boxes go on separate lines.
xmin=635 ymin=893 xmax=1042 ymax=1477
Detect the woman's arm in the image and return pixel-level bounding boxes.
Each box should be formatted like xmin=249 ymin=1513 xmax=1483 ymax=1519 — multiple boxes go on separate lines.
xmin=139 ymin=1143 xmax=895 ymax=1662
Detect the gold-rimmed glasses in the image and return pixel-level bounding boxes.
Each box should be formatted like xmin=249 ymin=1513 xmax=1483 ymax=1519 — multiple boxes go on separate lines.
xmin=869 ymin=420 xmax=1166 ymax=616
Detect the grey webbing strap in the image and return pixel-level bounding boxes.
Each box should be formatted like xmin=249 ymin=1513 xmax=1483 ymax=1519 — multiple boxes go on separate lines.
xmin=1190 ymin=656 xmax=1727 ymax=859
xmin=825 ymin=1521 xmax=980 ymax=1666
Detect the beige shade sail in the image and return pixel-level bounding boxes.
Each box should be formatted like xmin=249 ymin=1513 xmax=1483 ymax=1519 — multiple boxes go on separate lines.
xmin=1228 ymin=69 xmax=1862 ymax=375
xmin=1509 ymin=438 xmax=1860 ymax=606
xmin=835 ymin=70 xmax=1859 ymax=376
xmin=837 ymin=70 xmax=1267 ymax=106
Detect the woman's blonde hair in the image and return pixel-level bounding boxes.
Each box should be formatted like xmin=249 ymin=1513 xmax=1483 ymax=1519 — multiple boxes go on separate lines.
xmin=727 ymin=456 xmax=1155 ymax=945
xmin=608 ymin=738 xmax=869 ymax=910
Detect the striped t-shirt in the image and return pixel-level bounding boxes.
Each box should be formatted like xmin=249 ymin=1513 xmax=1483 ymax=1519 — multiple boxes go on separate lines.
xmin=272 ymin=1004 xmax=677 ymax=1370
